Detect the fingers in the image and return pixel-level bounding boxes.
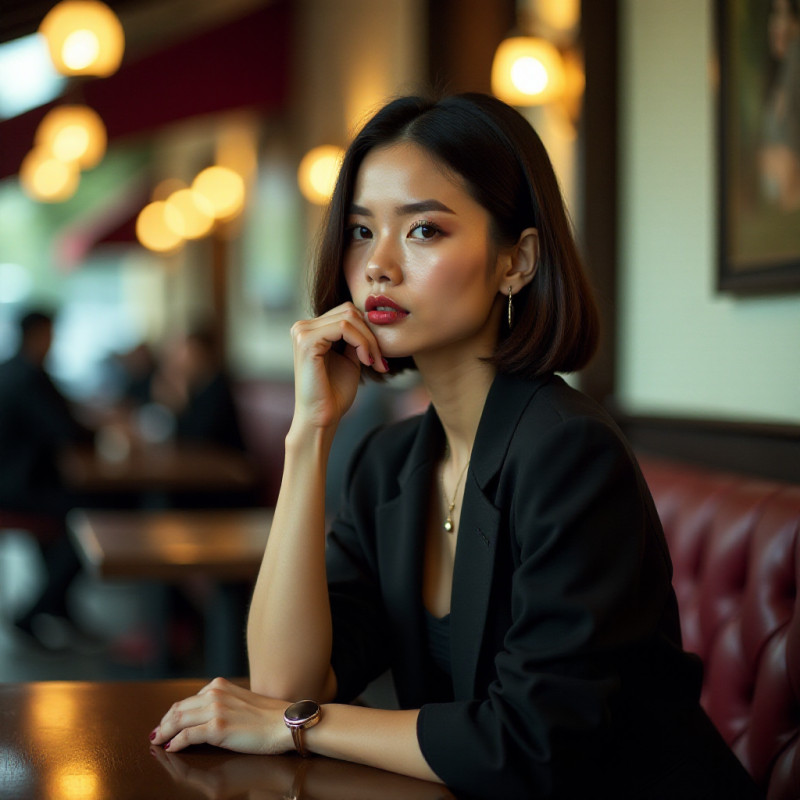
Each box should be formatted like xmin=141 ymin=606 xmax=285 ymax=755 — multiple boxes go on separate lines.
xmin=160 ymin=714 xmax=231 ymax=754
xmin=150 ymin=680 xmax=290 ymax=755
xmin=152 ymin=694 xmax=214 ymax=747
xmin=292 ymin=303 xmax=388 ymax=374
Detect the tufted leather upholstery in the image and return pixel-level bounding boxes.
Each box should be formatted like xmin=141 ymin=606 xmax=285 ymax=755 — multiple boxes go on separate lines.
xmin=639 ymin=457 xmax=800 ymax=800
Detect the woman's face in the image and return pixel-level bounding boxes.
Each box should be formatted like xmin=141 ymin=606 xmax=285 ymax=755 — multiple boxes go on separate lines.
xmin=769 ymin=0 xmax=800 ymax=59
xmin=343 ymin=141 xmax=508 ymax=365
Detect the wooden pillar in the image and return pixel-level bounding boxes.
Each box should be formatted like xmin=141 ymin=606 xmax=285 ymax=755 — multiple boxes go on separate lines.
xmin=578 ymin=0 xmax=618 ymax=406
xmin=426 ymin=0 xmax=516 ymax=93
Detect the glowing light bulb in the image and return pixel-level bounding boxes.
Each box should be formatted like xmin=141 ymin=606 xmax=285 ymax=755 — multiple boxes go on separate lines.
xmin=35 ymin=105 xmax=107 ymax=169
xmin=136 ymin=201 xmax=184 ymax=253
xmin=61 ymin=28 xmax=100 ymax=70
xmin=491 ymin=37 xmax=565 ymax=106
xmin=297 ymin=145 xmax=344 ymax=205
xmin=510 ymin=56 xmax=549 ymax=96
xmin=165 ymin=189 xmax=215 ymax=239
xmin=20 ymin=147 xmax=80 ymax=202
xmin=192 ymin=166 xmax=246 ymax=221
xmin=39 ymin=1 xmax=125 ymax=77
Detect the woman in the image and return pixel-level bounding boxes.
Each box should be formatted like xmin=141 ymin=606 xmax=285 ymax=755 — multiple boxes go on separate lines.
xmin=152 ymin=94 xmax=759 ymax=799
xmin=760 ymin=0 xmax=800 ymax=210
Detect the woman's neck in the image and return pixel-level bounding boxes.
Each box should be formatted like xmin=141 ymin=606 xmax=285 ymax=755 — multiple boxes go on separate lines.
xmin=416 ymin=353 xmax=496 ymax=463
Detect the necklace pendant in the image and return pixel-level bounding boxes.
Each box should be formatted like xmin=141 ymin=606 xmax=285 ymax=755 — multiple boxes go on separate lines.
xmin=443 ymin=518 xmax=453 ymax=532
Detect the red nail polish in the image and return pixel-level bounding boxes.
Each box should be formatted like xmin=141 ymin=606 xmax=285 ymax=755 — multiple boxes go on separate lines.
xmin=369 ymin=355 xmax=375 ymax=365
xmin=164 ymin=741 xmax=171 ymax=750
xmin=382 ymin=358 xmax=389 ymax=371
xmin=149 ymin=730 xmax=157 ymax=741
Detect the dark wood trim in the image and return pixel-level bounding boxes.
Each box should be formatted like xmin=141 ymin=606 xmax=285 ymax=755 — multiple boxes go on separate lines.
xmin=578 ymin=0 xmax=618 ymax=405
xmin=425 ymin=0 xmax=516 ymax=95
xmin=617 ymin=412 xmax=800 ymax=484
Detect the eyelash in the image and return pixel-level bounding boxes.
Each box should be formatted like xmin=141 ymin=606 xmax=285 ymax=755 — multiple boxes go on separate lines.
xmin=345 ymin=219 xmax=444 ymax=242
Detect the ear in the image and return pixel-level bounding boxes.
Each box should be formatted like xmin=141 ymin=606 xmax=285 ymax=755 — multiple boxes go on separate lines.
xmin=499 ymin=227 xmax=539 ymax=295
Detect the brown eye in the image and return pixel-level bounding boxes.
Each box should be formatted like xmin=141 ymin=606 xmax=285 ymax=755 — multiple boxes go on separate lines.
xmin=408 ymin=221 xmax=442 ymax=240
xmin=347 ymin=225 xmax=372 ymax=241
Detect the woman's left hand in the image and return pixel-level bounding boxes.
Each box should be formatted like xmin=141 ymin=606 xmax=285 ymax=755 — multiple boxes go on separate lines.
xmin=151 ymin=677 xmax=294 ymax=754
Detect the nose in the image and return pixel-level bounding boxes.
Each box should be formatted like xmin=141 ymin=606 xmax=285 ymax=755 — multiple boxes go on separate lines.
xmin=365 ymin=236 xmax=401 ymax=285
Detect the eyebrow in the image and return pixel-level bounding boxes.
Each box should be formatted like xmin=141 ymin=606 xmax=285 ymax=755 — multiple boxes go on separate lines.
xmin=348 ymin=199 xmax=456 ymax=217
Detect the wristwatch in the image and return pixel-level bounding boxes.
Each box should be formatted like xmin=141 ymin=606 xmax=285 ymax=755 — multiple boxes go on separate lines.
xmin=283 ymin=700 xmax=322 ymax=757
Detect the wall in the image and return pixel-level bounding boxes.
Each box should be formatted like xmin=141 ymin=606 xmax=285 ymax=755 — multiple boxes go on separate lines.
xmin=618 ymin=0 xmax=800 ymax=424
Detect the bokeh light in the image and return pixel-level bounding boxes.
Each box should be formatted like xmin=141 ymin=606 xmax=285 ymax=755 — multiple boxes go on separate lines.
xmin=297 ymin=145 xmax=344 ymax=206
xmin=164 ymin=189 xmax=215 ymax=239
xmin=491 ymin=37 xmax=565 ymax=106
xmin=192 ymin=166 xmax=246 ymax=221
xmin=19 ymin=147 xmax=80 ymax=202
xmin=36 ymin=105 xmax=107 ymax=169
xmin=136 ymin=201 xmax=184 ymax=253
xmin=39 ymin=0 xmax=125 ymax=77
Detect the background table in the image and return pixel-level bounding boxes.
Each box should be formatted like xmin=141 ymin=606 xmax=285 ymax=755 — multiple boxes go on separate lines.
xmin=0 ymin=679 xmax=456 ymax=800
xmin=60 ymin=443 xmax=257 ymax=495
xmin=68 ymin=509 xmax=273 ymax=675
xmin=68 ymin=508 xmax=272 ymax=581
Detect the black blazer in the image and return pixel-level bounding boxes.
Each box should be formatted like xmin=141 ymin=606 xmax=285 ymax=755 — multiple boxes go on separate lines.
xmin=325 ymin=373 xmax=759 ymax=799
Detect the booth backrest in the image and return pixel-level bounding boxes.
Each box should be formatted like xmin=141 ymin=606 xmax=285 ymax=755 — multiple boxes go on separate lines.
xmin=639 ymin=457 xmax=800 ymax=800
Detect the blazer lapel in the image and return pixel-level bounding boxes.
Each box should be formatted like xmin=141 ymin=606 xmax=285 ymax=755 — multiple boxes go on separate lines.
xmin=370 ymin=374 xmax=550 ymax=703
xmin=374 ymin=406 xmax=443 ymax=705
xmin=450 ymin=474 xmax=501 ymax=699
xmin=450 ymin=372 xmax=551 ymax=699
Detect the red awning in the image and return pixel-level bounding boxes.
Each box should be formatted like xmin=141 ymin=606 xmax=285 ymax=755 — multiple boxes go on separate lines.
xmin=0 ymin=1 xmax=292 ymax=179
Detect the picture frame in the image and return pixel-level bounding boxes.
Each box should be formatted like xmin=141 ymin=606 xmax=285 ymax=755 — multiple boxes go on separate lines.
xmin=716 ymin=0 xmax=800 ymax=294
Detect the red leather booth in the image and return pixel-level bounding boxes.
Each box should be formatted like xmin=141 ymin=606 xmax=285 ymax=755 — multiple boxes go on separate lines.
xmin=639 ymin=457 xmax=800 ymax=800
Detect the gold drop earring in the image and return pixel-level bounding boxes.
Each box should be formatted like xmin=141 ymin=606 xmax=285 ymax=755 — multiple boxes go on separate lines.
xmin=507 ymin=286 xmax=514 ymax=329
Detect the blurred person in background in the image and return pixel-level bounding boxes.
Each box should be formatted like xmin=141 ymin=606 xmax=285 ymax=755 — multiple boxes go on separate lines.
xmin=149 ymin=324 xmax=250 ymax=666
xmin=151 ymin=325 xmax=245 ymax=454
xmin=117 ymin=342 xmax=158 ymax=409
xmin=0 ymin=309 xmax=94 ymax=647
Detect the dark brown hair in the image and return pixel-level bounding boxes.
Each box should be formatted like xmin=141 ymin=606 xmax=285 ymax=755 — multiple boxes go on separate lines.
xmin=312 ymin=93 xmax=599 ymax=379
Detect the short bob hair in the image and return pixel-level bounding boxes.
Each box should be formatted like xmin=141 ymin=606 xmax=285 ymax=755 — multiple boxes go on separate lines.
xmin=312 ymin=92 xmax=599 ymax=379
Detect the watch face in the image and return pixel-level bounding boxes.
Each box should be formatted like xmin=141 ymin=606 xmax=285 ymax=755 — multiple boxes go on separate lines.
xmin=284 ymin=700 xmax=319 ymax=724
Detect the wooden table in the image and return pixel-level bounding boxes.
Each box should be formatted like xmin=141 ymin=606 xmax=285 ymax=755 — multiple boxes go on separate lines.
xmin=68 ymin=509 xmax=273 ymax=676
xmin=0 ymin=679 xmax=456 ymax=800
xmin=59 ymin=443 xmax=257 ymax=495
xmin=68 ymin=508 xmax=272 ymax=581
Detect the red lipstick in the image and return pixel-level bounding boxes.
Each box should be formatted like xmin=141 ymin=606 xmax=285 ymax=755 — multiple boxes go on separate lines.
xmin=365 ymin=295 xmax=409 ymax=325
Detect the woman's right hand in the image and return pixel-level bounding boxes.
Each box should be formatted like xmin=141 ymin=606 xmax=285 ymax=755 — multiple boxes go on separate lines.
xmin=290 ymin=302 xmax=387 ymax=431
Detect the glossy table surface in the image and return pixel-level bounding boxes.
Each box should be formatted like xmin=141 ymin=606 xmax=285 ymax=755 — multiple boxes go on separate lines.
xmin=68 ymin=508 xmax=272 ymax=580
xmin=0 ymin=679 xmax=456 ymax=800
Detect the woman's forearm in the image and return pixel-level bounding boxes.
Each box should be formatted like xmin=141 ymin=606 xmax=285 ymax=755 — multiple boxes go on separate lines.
xmin=246 ymin=423 xmax=338 ymax=701
xmin=306 ymin=705 xmax=441 ymax=784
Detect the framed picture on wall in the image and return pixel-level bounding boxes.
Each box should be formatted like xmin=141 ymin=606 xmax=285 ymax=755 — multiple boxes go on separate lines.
xmin=716 ymin=0 xmax=800 ymax=294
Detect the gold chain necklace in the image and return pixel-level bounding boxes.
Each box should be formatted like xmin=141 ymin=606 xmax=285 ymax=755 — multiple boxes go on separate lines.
xmin=441 ymin=449 xmax=470 ymax=533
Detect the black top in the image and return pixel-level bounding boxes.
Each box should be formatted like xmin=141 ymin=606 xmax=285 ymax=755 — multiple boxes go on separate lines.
xmin=424 ymin=610 xmax=451 ymax=677
xmin=324 ymin=372 xmax=760 ymax=799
